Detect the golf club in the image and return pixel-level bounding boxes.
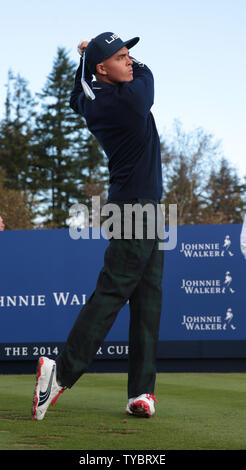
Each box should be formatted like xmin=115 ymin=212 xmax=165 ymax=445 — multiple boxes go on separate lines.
xmin=81 ymin=51 xmax=95 ymax=101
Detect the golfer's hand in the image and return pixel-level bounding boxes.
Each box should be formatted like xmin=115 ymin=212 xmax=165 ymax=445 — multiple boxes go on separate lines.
xmin=77 ymin=41 xmax=89 ymax=56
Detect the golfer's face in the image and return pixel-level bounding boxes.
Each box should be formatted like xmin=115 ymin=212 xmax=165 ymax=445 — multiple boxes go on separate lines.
xmin=100 ymin=47 xmax=133 ymax=84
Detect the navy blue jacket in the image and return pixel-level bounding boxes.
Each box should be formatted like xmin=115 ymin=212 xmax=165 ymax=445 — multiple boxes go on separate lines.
xmin=70 ymin=57 xmax=163 ymax=201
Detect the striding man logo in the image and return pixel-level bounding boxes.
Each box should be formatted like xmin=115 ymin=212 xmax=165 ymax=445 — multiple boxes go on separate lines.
xmin=223 ymin=308 xmax=236 ymax=330
xmin=222 ymin=271 xmax=235 ymax=294
xmin=221 ymin=235 xmax=234 ymax=257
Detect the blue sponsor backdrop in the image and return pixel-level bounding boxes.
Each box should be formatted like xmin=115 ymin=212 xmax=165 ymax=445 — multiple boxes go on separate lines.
xmin=0 ymin=224 xmax=245 ymax=360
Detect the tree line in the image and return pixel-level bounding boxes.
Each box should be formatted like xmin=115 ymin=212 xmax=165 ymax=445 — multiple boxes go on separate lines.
xmin=0 ymin=47 xmax=245 ymax=229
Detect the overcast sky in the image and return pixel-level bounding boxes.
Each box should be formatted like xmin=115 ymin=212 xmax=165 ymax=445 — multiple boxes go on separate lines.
xmin=1 ymin=0 xmax=245 ymax=177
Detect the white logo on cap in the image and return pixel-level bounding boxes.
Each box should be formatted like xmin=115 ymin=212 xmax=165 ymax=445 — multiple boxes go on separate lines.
xmin=105 ymin=33 xmax=120 ymax=44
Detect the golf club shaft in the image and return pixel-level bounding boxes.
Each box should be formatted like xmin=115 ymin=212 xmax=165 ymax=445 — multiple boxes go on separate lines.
xmin=81 ymin=51 xmax=95 ymax=101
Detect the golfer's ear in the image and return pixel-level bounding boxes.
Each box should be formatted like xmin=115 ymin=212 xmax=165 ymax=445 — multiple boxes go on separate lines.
xmin=96 ymin=63 xmax=107 ymax=75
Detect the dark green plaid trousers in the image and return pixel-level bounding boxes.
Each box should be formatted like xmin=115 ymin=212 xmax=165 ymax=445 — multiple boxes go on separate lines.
xmin=56 ymin=199 xmax=164 ymax=398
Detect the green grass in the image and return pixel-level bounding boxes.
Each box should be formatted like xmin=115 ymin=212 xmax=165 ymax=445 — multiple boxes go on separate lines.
xmin=0 ymin=372 xmax=246 ymax=450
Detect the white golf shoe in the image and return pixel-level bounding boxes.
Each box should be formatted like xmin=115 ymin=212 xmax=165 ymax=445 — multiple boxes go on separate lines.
xmin=125 ymin=397 xmax=136 ymax=415
xmin=126 ymin=393 xmax=157 ymax=418
xmin=32 ymin=356 xmax=65 ymax=420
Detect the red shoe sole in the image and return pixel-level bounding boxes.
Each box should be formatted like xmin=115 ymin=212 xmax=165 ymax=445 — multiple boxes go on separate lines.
xmin=129 ymin=400 xmax=151 ymax=418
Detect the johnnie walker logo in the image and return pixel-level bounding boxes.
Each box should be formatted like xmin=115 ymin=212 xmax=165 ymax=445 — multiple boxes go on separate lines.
xmin=180 ymin=234 xmax=235 ymax=258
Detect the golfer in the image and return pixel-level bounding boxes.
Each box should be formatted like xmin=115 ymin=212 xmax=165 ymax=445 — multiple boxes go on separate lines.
xmin=32 ymin=32 xmax=164 ymax=420
xmin=240 ymin=214 xmax=246 ymax=259
xmin=0 ymin=216 xmax=4 ymax=231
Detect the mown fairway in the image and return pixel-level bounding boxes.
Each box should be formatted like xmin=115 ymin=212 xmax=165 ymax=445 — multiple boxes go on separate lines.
xmin=0 ymin=372 xmax=246 ymax=450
